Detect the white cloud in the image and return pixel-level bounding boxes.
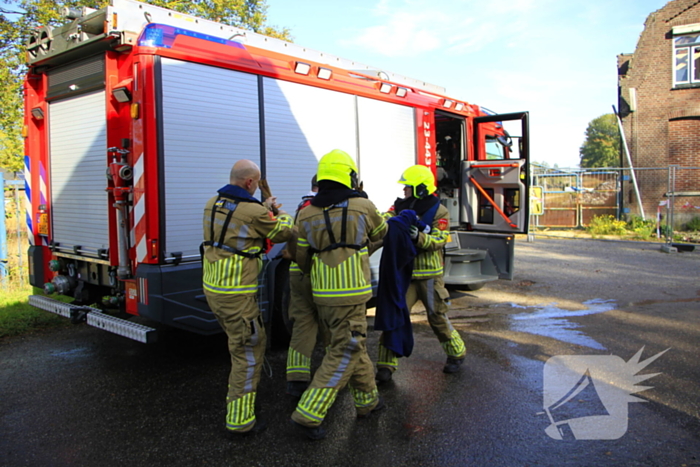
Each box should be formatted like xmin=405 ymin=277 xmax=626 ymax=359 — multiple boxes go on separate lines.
xmin=351 ymin=9 xmax=452 ymax=56
xmin=324 ymin=0 xmax=667 ymax=167
xmin=349 ymin=0 xmax=555 ymax=57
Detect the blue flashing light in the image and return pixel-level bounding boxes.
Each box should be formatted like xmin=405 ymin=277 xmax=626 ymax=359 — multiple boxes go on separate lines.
xmin=138 ymin=23 xmax=245 ymax=50
xmin=479 ymin=106 xmax=503 ymax=128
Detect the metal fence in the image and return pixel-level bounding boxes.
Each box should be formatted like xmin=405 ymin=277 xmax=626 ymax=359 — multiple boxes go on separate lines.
xmin=1 ymin=173 xmax=26 ymax=288
xmin=531 ymin=165 xmax=700 ymax=232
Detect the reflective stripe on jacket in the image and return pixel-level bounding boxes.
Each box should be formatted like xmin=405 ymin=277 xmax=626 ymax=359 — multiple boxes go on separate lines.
xmin=295 ymin=198 xmax=387 ymax=306
xmin=202 ymin=194 xmax=293 ymax=294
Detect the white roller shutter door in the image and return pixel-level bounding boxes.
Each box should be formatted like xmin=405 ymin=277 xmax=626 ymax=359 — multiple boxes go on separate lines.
xmin=48 ymin=91 xmax=109 ymax=256
xmin=160 ymin=58 xmax=260 ymax=258
xmin=357 ymin=97 xmax=416 ymax=212
xmin=263 ymin=78 xmax=357 ymax=214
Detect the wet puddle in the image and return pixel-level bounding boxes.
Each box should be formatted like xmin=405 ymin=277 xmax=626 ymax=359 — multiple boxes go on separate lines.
xmin=509 ymin=299 xmax=617 ymax=350
xmin=50 ymin=347 xmax=91 ymax=359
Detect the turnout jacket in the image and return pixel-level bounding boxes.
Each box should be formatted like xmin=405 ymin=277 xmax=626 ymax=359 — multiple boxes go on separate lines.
xmin=286 ymin=192 xmax=316 ymax=274
xmin=295 ymin=197 xmax=388 ymax=306
xmin=202 ymin=185 xmax=293 ymax=294
xmin=385 ymin=200 xmax=450 ymax=280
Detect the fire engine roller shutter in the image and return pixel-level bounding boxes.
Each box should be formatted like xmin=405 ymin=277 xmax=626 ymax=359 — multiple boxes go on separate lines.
xmin=160 ymin=58 xmax=260 ymax=259
xmin=356 ymin=97 xmax=416 ymax=212
xmin=48 ymin=90 xmax=109 ymax=256
xmin=262 ymin=77 xmax=357 ymax=213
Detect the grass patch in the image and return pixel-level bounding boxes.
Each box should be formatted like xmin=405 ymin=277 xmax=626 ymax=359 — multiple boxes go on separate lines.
xmin=2 ymin=201 xmax=69 ymax=339
xmin=0 ymin=284 xmax=69 ymax=339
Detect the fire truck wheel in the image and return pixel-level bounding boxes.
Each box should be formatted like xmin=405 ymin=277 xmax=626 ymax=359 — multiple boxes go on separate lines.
xmin=269 ymin=263 xmax=292 ymax=349
xmin=446 ymin=282 xmax=484 ymax=292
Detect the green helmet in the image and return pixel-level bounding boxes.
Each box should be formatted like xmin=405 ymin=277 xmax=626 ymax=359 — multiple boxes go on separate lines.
xmin=317 ymin=149 xmax=358 ymax=189
xmin=398 ymin=164 xmax=436 ymax=198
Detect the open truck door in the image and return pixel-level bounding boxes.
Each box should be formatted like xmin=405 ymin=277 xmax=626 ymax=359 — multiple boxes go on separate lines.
xmin=463 ymin=111 xmax=530 ymax=234
xmin=441 ymin=111 xmax=529 ymax=288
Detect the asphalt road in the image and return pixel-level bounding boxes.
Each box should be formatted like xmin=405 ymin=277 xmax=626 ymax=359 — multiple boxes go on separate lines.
xmin=1 ymin=237 xmax=699 ymax=467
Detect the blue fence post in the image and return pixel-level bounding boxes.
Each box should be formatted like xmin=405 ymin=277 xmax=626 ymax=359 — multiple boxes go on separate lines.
xmin=1 ymin=171 xmax=7 ymax=287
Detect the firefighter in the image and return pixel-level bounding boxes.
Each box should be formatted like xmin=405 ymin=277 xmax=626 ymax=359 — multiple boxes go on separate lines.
xmin=375 ymin=164 xmax=467 ymax=384
xmin=290 ymin=149 xmax=388 ymax=440
xmin=202 ymin=159 xmax=293 ymax=436
xmin=284 ymin=175 xmax=326 ymax=397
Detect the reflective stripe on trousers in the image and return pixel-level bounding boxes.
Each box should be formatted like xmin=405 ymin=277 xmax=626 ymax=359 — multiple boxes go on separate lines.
xmin=294 ymin=387 xmax=339 ymax=424
xmin=287 ymin=347 xmax=311 ymax=380
xmin=377 ymin=342 xmax=399 ymax=369
xmin=292 ymin=303 xmax=377 ymax=426
xmin=204 ymin=291 xmax=266 ymax=433
xmin=226 ymin=392 xmax=256 ymax=430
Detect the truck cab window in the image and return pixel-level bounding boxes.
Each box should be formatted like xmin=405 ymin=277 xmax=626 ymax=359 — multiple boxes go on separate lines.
xmin=485 ymin=137 xmax=504 ymax=160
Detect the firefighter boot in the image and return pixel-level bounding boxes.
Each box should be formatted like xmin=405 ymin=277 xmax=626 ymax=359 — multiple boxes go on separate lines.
xmin=227 ymin=419 xmax=268 ymax=437
xmin=375 ymin=367 xmax=393 ymax=384
xmin=290 ymin=419 xmax=327 ymax=441
xmin=443 ymin=357 xmax=465 ymax=374
xmin=357 ymin=396 xmax=387 ymax=419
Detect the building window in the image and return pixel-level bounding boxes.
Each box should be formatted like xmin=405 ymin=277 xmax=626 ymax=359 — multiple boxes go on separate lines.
xmin=674 ymin=34 xmax=700 ymax=86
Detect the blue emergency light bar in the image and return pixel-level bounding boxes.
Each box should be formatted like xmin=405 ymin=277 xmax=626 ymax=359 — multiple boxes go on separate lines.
xmin=138 ymin=23 xmax=245 ymax=50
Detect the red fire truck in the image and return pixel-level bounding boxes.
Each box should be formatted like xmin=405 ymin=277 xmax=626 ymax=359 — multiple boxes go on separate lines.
xmin=24 ymin=0 xmax=530 ymax=343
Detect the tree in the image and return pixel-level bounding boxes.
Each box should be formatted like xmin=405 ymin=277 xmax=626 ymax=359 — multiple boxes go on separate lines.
xmin=0 ymin=0 xmax=291 ymax=173
xmin=579 ymin=114 xmax=621 ymax=168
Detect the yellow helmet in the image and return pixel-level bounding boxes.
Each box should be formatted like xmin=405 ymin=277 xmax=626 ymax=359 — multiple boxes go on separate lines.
xmin=398 ymin=164 xmax=436 ymax=198
xmin=317 ymin=149 xmax=358 ymax=189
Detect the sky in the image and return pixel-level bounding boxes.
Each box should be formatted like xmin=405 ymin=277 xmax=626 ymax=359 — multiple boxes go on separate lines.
xmin=265 ymin=0 xmax=670 ymax=168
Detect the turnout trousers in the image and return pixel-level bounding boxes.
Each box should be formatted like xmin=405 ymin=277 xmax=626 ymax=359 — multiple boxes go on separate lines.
xmin=286 ymin=270 xmax=325 ymax=382
xmin=291 ymin=303 xmax=379 ymax=427
xmin=204 ymin=290 xmax=266 ymax=433
xmin=377 ymin=276 xmax=466 ymax=372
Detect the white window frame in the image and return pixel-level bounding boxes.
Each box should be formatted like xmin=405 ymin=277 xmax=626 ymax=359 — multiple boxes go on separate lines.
xmin=672 ymin=25 xmax=700 ymax=87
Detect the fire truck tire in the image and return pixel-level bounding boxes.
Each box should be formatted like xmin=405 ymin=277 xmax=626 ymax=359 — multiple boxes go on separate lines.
xmin=447 ymin=282 xmax=485 ymax=292
xmin=269 ymin=262 xmax=292 ymax=349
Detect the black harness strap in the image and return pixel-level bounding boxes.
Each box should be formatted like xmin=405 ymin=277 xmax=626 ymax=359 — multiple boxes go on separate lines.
xmin=314 ymin=203 xmax=365 ymax=253
xmin=323 ymin=208 xmax=337 ymax=245
xmin=217 ymin=207 xmax=235 ymax=248
xmin=202 ymin=196 xmax=262 ymax=259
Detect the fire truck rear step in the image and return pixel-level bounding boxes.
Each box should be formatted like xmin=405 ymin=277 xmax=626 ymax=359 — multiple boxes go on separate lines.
xmin=443 ymin=249 xmax=498 ymax=286
xmin=29 ymin=295 xmax=157 ymax=344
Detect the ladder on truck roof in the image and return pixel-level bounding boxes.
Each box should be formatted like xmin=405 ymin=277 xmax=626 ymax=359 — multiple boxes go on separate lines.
xmin=27 ymin=0 xmax=446 ymax=95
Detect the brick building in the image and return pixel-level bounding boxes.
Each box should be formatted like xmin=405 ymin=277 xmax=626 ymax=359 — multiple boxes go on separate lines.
xmin=618 ymin=0 xmax=700 ymax=226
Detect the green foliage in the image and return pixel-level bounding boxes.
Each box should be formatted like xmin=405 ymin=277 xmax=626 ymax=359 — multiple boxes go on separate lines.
xmin=659 ymin=224 xmax=673 ymax=239
xmin=586 ymin=214 xmax=662 ymax=240
xmin=586 ymin=215 xmax=627 ymax=236
xmin=579 ymin=114 xmax=621 ymax=168
xmin=0 ymin=0 xmax=291 ymax=173
xmin=686 ymin=216 xmax=700 ymax=231
xmin=145 ymin=0 xmax=291 ymax=38
xmin=626 ymin=215 xmax=655 ymax=240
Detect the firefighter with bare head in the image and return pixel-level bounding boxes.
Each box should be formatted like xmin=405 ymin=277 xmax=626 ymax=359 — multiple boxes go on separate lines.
xmin=202 ymin=159 xmax=293 ymax=436
xmin=290 ymin=149 xmax=388 ymax=440
xmin=375 ymin=164 xmax=467 ymax=384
